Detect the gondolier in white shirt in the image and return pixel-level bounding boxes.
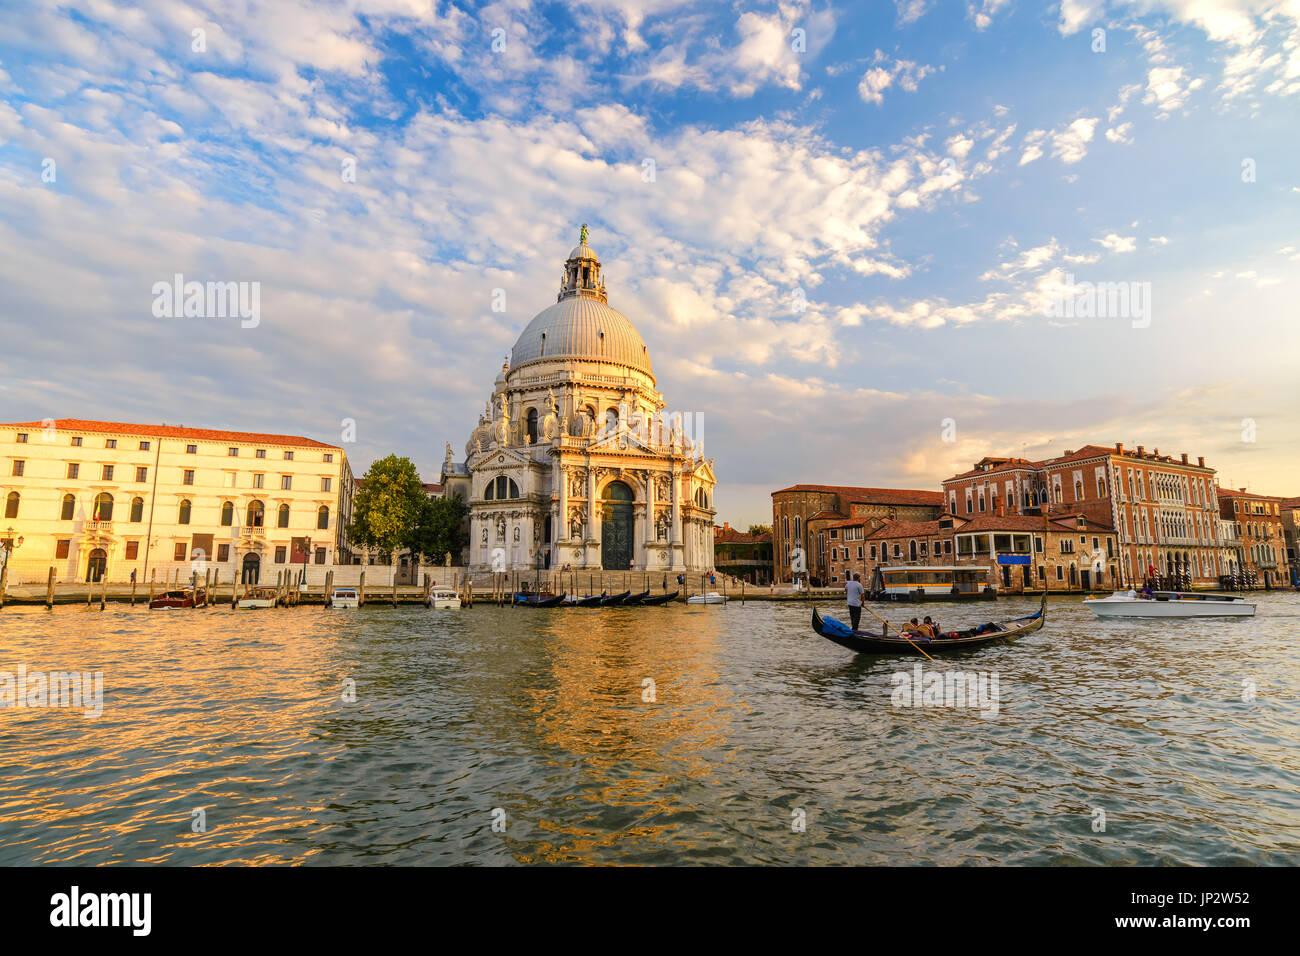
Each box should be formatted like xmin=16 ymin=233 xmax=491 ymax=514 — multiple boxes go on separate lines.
xmin=845 ymin=573 xmax=865 ymax=632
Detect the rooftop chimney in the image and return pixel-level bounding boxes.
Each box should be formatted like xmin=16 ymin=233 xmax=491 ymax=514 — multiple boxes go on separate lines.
xmin=1153 ymin=448 xmax=1159 ymax=457
xmin=1137 ymin=445 xmax=1145 ymax=457
xmin=1181 ymin=453 xmax=1188 ymax=464
xmin=1240 ymin=487 xmax=1247 ymax=493
xmin=1115 ymin=442 xmax=1124 ymax=454
xmin=1198 ymin=456 xmax=1205 ymax=468
xmin=1064 ymin=450 xmax=1074 ymax=456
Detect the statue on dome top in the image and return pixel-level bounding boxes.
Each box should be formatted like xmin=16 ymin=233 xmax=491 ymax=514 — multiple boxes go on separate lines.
xmin=580 ymin=223 xmax=589 ymax=244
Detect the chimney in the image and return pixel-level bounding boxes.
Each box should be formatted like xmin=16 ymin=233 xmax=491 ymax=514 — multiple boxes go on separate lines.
xmin=1153 ymin=447 xmax=1159 ymax=457
xmin=1115 ymin=442 xmax=1124 ymax=454
xmin=1240 ymin=487 xmax=1247 ymax=493
xmin=723 ymin=522 xmax=730 ymax=532
xmin=1137 ymin=445 xmax=1145 ymax=457
xmin=1198 ymin=456 xmax=1205 ymax=468
xmin=1064 ymin=450 xmax=1074 ymax=457
xmin=1181 ymin=453 xmax=1188 ymax=464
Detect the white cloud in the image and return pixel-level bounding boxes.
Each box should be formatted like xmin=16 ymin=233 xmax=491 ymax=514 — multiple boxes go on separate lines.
xmin=857 ymin=50 xmax=937 ymax=105
xmin=1093 ymin=233 xmax=1138 ymax=253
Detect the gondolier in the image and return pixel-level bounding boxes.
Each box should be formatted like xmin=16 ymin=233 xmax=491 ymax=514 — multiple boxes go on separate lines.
xmin=845 ymin=573 xmax=865 ymax=631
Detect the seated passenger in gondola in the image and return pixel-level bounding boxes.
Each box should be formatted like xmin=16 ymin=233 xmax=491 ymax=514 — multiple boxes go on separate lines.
xmin=923 ymin=615 xmax=941 ymax=638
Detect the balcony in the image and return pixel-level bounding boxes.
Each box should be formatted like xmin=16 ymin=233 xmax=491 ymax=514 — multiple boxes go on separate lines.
xmin=84 ymin=520 xmax=113 ymax=533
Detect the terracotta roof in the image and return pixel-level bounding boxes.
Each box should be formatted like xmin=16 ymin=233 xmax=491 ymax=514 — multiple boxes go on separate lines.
xmin=943 ymin=458 xmax=1044 ymax=482
xmin=774 ymin=484 xmax=942 ymax=505
xmin=866 ymin=519 xmax=942 ymax=540
xmin=1217 ymin=488 xmax=1283 ymax=502
xmin=820 ymin=515 xmax=869 ymax=529
xmin=2 ymin=418 xmax=339 ymax=449
xmin=713 ymin=525 xmax=772 ymax=543
xmin=807 ymin=509 xmax=849 ymax=522
xmin=1281 ymin=497 xmax=1300 ymax=510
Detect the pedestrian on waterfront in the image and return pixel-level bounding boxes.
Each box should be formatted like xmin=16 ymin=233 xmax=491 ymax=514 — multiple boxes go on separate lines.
xmin=130 ymin=569 xmax=136 ymax=584
xmin=845 ymin=572 xmax=865 ymax=632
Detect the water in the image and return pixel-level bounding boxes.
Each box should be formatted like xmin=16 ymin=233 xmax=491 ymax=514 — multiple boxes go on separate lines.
xmin=1 ymin=594 xmax=1297 ymax=865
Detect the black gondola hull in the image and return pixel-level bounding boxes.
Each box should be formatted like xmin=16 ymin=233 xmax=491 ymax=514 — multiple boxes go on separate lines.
xmin=811 ymin=595 xmax=1046 ymax=655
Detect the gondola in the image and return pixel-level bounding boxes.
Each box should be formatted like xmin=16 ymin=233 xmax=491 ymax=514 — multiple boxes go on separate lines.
xmin=514 ymin=592 xmax=567 ymax=608
xmin=600 ymin=590 xmax=631 ymax=607
xmin=566 ymin=593 xmax=604 ymax=607
xmin=623 ymin=589 xmax=652 ymax=605
xmin=639 ymin=590 xmax=679 ymax=606
xmin=811 ymin=594 xmax=1046 ymax=655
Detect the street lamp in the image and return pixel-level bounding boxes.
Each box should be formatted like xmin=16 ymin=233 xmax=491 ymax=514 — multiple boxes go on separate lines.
xmin=1 ymin=527 xmax=24 ymax=588
xmin=301 ymin=536 xmax=313 ymax=585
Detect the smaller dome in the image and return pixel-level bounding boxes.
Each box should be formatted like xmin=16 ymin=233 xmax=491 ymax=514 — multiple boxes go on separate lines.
xmin=568 ymin=242 xmax=597 ymax=261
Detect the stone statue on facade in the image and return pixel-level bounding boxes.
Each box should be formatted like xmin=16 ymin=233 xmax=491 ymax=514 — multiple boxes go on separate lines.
xmin=656 ymin=510 xmax=670 ymax=541
xmin=496 ymin=395 xmax=510 ymax=447
xmin=496 ymin=517 xmax=506 ymax=541
xmin=543 ymin=389 xmax=559 ymax=441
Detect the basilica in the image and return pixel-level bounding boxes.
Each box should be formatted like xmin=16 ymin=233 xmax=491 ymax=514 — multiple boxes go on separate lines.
xmin=440 ymin=228 xmax=717 ymax=573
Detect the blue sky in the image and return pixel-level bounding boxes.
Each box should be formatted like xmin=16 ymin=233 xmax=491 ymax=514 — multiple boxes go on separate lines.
xmin=1 ymin=0 xmax=1297 ymax=525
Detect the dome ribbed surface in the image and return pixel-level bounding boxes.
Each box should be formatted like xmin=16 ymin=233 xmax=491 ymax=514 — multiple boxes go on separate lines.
xmin=511 ymin=296 xmax=652 ymax=375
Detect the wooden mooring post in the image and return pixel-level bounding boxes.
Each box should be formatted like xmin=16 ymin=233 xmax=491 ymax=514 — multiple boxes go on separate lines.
xmin=324 ymin=570 xmax=334 ymax=608
xmin=359 ymin=571 xmax=366 ymax=607
xmin=46 ymin=567 xmax=56 ymax=609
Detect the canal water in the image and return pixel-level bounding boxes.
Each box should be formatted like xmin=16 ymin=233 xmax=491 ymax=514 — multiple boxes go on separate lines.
xmin=0 ymin=594 xmax=1296 ymax=865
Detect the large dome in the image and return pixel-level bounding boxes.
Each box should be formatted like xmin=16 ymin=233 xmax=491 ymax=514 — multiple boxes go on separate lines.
xmin=510 ymin=296 xmax=653 ymax=376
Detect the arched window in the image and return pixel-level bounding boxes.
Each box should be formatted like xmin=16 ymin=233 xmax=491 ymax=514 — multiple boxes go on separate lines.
xmin=247 ymin=500 xmax=265 ymax=527
xmin=4 ymin=492 xmax=18 ymax=519
xmin=60 ymin=493 xmax=75 ymax=521
xmin=488 ymin=475 xmax=519 ymax=500
xmin=178 ymin=499 xmax=192 ymax=524
xmin=277 ymin=503 xmax=290 ymax=527
xmin=909 ymin=539 xmax=918 ymax=561
xmin=92 ymin=492 xmax=113 ymax=521
xmin=130 ymin=497 xmax=144 ymax=522
xmin=604 ymin=407 xmax=618 ymax=434
xmin=317 ymin=505 xmax=330 ymax=530
xmin=221 ymin=501 xmax=234 ymax=526
xmin=526 ymin=408 xmax=539 ymax=444
xmin=1075 ymin=480 xmax=1084 ymax=501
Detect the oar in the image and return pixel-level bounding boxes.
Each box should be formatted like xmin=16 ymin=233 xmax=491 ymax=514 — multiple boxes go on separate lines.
xmin=861 ymin=603 xmax=935 ymax=661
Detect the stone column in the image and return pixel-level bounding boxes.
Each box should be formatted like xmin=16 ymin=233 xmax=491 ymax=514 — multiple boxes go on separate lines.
xmin=671 ymin=466 xmax=681 ymax=545
xmin=644 ymin=471 xmax=656 ymax=557
xmin=586 ymin=464 xmax=598 ymax=570
xmin=556 ymin=457 xmax=567 ymax=542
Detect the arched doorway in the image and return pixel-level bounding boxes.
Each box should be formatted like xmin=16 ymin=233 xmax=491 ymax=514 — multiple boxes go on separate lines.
xmin=241 ymin=552 xmax=261 ymax=584
xmin=601 ymin=481 xmax=634 ymax=570
xmin=86 ymin=548 xmax=107 ymax=582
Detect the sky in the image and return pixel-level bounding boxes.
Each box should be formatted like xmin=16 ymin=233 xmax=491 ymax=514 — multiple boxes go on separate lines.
xmin=1 ymin=0 xmax=1297 ymax=527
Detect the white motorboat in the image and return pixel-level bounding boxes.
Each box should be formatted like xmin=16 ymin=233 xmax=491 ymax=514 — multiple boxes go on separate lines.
xmin=237 ymin=586 xmax=279 ymax=610
xmin=1083 ymin=590 xmax=1255 ymax=618
xmin=686 ymin=591 xmax=728 ymax=605
xmin=429 ymin=587 xmax=462 ymax=609
xmin=330 ymin=587 xmax=359 ymax=609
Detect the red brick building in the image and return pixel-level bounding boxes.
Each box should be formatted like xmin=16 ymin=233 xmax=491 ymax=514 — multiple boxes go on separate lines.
xmin=1218 ymin=488 xmax=1290 ymax=587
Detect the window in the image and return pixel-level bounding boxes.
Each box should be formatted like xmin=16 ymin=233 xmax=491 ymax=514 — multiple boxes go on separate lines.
xmin=136 ymin=466 xmax=148 ymax=482
xmin=91 ymin=492 xmax=113 ymax=521
xmin=321 ymin=477 xmax=332 ymax=492
xmin=56 ymin=540 xmax=70 ymax=559
xmin=220 ymin=501 xmax=234 ymax=526
xmin=60 ymin=493 xmax=75 ymax=520
xmin=186 ymin=444 xmax=197 ymax=455
xmin=228 ymin=447 xmax=239 ymax=457
xmin=247 ymin=501 xmax=265 ymax=527
xmin=10 ymin=460 xmax=23 ymax=476
xmin=67 ymin=463 xmax=79 ymax=479
xmin=255 ymin=449 xmax=266 ymax=459
xmin=253 ymin=473 xmax=264 ymax=489
xmin=127 ymin=541 xmax=140 ymax=560
xmin=183 ymin=469 xmax=195 ymax=485
xmin=281 ymin=475 xmax=292 ymax=490
xmin=130 ymin=497 xmax=144 ymax=522
xmin=284 ymin=451 xmax=294 ymax=461
xmin=101 ymin=464 xmax=114 ymax=481
xmin=870 ymin=545 xmax=877 ymax=560
xmin=217 ymin=544 xmax=230 ymax=562
xmin=4 ymin=492 xmax=19 ymax=519
xmin=277 ymin=504 xmax=290 ymax=528
xmin=178 ymin=499 xmax=191 ymax=524
xmin=317 ymin=505 xmax=330 ymax=530
xmin=106 ymin=439 xmax=117 ymax=449
xmin=1056 ymin=565 xmax=1064 ymax=580
xmin=893 ymin=544 xmax=901 ymax=558
xmin=16 ymin=433 xmax=27 ymax=443
xmin=72 ymin=436 xmax=83 ymax=446
xmin=275 ymin=546 xmax=287 ymax=563
xmin=323 ymin=453 xmax=333 ymax=463
xmin=174 ymin=543 xmax=187 ymax=561
xmin=314 ymin=548 xmax=326 ymax=565
xmin=139 ymin=441 xmax=150 ymax=451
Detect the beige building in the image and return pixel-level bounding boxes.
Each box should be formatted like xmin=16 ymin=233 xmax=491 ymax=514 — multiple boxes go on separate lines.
xmin=0 ymin=419 xmax=354 ymax=586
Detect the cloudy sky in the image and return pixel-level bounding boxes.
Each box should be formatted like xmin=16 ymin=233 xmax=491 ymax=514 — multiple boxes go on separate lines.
xmin=2 ymin=0 xmax=1297 ymax=525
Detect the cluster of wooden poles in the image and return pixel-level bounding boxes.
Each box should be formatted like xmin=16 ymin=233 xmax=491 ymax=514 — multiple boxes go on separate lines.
xmin=475 ymin=570 xmax=744 ymax=606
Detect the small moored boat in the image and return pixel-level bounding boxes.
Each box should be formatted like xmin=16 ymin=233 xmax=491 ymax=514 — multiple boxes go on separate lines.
xmin=150 ymin=588 xmax=204 ymax=610
xmin=514 ymin=592 xmax=566 ymax=608
xmin=330 ymin=587 xmax=359 ymax=609
xmin=1083 ymin=590 xmax=1254 ymax=618
xmin=623 ymin=589 xmax=652 ymax=605
xmin=564 ymin=593 xmax=605 ymax=607
xmin=238 ymin=586 xmax=279 ymax=610
xmin=811 ymin=594 xmax=1046 ymax=655
xmin=600 ymin=590 xmax=631 ymax=607
xmin=640 ymin=590 xmax=680 ymax=606
xmin=686 ymin=591 xmax=727 ymax=605
xmin=429 ymin=587 xmax=461 ymax=609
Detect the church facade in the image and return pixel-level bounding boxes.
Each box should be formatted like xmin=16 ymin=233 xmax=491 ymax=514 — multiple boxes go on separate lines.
xmin=440 ymin=228 xmax=716 ymax=573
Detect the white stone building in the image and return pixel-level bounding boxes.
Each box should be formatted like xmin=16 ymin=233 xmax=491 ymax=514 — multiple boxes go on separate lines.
xmin=441 ymin=228 xmax=716 ymax=573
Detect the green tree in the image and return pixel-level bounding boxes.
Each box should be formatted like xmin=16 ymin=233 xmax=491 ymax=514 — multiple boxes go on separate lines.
xmin=412 ymin=495 xmax=469 ymax=564
xmin=348 ymin=455 xmax=426 ymax=559
xmin=748 ymin=524 xmax=772 ymax=536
